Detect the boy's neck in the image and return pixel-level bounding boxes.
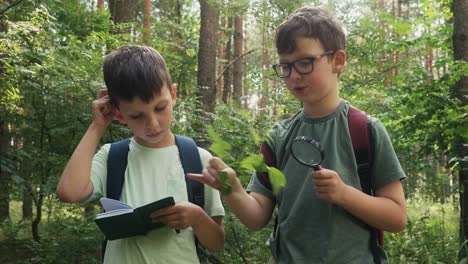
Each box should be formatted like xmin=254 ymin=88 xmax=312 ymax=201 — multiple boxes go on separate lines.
xmin=133 ymin=131 xmax=176 ymax=148
xmin=302 ymin=90 xmax=341 ymax=118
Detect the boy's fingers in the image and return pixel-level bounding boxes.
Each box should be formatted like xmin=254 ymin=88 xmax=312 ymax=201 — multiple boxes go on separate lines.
xmin=207 ymin=167 xmax=219 ymax=177
xmin=223 ymin=167 xmax=237 ymax=180
xmin=98 ymin=89 xmax=108 ymax=98
xmin=209 ymin=157 xmax=227 ymax=171
xmin=187 ymin=173 xmax=205 ymax=182
xmin=150 ymin=206 xmax=175 ymax=218
xmin=187 ymin=173 xmax=216 ymax=184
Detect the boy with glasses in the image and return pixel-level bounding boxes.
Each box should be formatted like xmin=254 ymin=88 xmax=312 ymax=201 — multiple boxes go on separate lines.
xmin=189 ymin=6 xmax=406 ymax=264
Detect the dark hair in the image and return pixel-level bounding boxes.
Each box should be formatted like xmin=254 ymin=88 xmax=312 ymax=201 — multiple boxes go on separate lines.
xmin=275 ymin=6 xmax=346 ymax=55
xmin=103 ymin=45 xmax=172 ymax=107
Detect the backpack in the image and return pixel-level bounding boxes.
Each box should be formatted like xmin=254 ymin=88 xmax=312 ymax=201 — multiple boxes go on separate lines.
xmin=348 ymin=106 xmax=383 ymax=264
xmin=262 ymin=105 xmax=383 ymax=264
xmin=101 ymin=134 xmax=204 ymax=260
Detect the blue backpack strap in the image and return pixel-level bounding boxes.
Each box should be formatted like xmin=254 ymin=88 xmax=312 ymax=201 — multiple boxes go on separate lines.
xmin=106 ymin=138 xmax=131 ymax=200
xmin=174 ymin=135 xmax=204 ymax=208
xmin=174 ymin=135 xmax=204 ymax=256
xmin=348 ymin=106 xmax=383 ymax=264
xmin=102 ymin=138 xmax=130 ymax=261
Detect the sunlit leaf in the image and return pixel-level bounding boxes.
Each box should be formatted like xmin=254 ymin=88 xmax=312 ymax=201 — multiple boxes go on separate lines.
xmin=267 ymin=167 xmax=286 ymax=195
xmin=240 ymin=154 xmax=268 ymax=172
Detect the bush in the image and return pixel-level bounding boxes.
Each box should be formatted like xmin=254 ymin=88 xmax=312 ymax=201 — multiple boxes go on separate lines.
xmin=385 ymin=198 xmax=458 ymax=263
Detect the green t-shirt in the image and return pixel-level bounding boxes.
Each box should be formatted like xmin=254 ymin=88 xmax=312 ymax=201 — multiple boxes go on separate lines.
xmin=86 ymin=138 xmax=225 ymax=264
xmin=247 ymin=100 xmax=405 ymax=264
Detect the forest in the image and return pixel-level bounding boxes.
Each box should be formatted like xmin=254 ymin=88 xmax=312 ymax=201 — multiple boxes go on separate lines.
xmin=0 ymin=0 xmax=467 ymax=263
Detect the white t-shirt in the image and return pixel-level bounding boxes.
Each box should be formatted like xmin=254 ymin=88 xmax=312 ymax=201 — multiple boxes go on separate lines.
xmin=86 ymin=138 xmax=225 ymax=264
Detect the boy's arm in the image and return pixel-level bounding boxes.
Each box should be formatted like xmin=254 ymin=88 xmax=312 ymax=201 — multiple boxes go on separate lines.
xmin=56 ymin=90 xmax=114 ymax=203
xmin=312 ymin=169 xmax=407 ymax=232
xmin=193 ymin=214 xmax=224 ymax=251
xmin=188 ymin=158 xmax=275 ymax=232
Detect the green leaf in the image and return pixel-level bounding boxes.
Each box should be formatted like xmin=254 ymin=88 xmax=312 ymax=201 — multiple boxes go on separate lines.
xmin=209 ymin=142 xmax=231 ymax=159
xmin=217 ymin=171 xmax=232 ymax=195
xmin=207 ymin=126 xmax=232 ymax=158
xmin=240 ymin=154 xmax=268 ymax=172
xmin=267 ymin=167 xmax=286 ymax=195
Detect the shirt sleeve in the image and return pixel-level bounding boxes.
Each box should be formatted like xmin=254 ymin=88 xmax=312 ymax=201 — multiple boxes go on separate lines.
xmin=370 ymin=118 xmax=406 ymax=190
xmin=198 ymin=147 xmax=225 ymax=217
xmin=79 ymin=143 xmax=110 ymax=203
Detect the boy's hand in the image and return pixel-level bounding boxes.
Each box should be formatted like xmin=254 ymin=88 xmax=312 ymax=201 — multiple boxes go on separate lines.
xmin=187 ymin=157 xmax=240 ymax=194
xmin=311 ymin=168 xmax=348 ymax=204
xmin=150 ymin=201 xmax=203 ymax=230
xmin=92 ymin=89 xmax=115 ymax=128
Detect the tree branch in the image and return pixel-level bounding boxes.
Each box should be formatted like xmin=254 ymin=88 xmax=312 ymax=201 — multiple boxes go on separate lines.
xmin=0 ymin=0 xmax=24 ymax=18
xmin=216 ymin=49 xmax=256 ymax=83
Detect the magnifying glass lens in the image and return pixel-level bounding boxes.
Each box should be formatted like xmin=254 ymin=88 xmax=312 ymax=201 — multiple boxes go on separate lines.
xmin=291 ymin=137 xmax=324 ymax=169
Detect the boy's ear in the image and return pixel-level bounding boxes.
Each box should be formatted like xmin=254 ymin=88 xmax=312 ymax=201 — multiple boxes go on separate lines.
xmin=171 ymin=83 xmax=177 ymax=105
xmin=333 ymin=50 xmax=346 ymax=74
xmin=114 ymin=109 xmax=126 ymax=124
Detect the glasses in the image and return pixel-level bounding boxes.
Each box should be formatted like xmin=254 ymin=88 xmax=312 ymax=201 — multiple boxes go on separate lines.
xmin=272 ymin=51 xmax=335 ymax=78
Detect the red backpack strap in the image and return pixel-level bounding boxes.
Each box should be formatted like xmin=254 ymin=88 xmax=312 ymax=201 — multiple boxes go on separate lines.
xmin=348 ymin=106 xmax=385 ymax=255
xmin=256 ymin=141 xmax=276 ymax=190
xmin=347 ymin=106 xmax=372 ymax=195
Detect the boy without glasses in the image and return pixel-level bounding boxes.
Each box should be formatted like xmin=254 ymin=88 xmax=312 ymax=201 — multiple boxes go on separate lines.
xmin=189 ymin=6 xmax=406 ymax=264
xmin=56 ymin=45 xmax=225 ymax=264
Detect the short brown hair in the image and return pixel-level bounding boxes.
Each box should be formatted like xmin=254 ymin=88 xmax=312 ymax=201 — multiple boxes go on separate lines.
xmin=103 ymin=45 xmax=172 ymax=107
xmin=275 ymin=6 xmax=346 ymax=55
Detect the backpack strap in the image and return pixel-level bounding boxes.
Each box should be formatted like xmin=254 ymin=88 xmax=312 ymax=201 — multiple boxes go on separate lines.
xmin=102 ymin=138 xmax=131 ymax=261
xmin=174 ymin=135 xmax=205 ymax=208
xmin=174 ymin=134 xmax=204 ymax=256
xmin=348 ymin=106 xmax=373 ymax=194
xmin=348 ymin=106 xmax=383 ymax=264
xmin=106 ymin=138 xmax=131 ymax=200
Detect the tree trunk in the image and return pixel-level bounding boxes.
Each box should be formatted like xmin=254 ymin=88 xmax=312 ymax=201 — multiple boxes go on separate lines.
xmin=217 ymin=15 xmax=226 ymax=101
xmin=22 ymin=188 xmax=33 ymax=220
xmin=197 ymin=0 xmax=219 ymax=114
xmin=0 ymin=121 xmax=9 ymax=222
xmin=97 ymin=0 xmax=105 ymax=11
xmin=109 ymin=0 xmax=135 ymax=25
xmin=259 ymin=19 xmax=269 ymax=113
xmin=143 ymin=0 xmax=152 ymax=43
xmin=32 ymin=194 xmax=43 ymax=241
xmin=222 ymin=17 xmax=233 ymax=105
xmin=453 ymin=0 xmax=468 ymax=257
xmin=0 ymin=8 xmax=9 ymax=222
xmin=425 ymin=45 xmax=433 ymax=82
xmin=232 ymin=15 xmax=244 ymax=107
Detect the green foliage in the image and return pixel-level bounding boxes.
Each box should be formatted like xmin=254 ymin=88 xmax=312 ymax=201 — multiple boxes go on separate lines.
xmin=0 ymin=218 xmax=28 ymax=241
xmin=385 ymin=198 xmax=459 ymax=263
xmin=208 ymin=105 xmax=286 ymax=195
xmin=340 ymin=0 xmax=465 ymax=202
xmin=0 ymin=0 xmax=464 ymax=262
xmin=207 ymin=209 xmax=272 ymax=263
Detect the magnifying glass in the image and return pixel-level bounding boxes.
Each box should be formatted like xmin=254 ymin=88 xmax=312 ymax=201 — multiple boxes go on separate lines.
xmin=290 ymin=136 xmax=324 ymax=171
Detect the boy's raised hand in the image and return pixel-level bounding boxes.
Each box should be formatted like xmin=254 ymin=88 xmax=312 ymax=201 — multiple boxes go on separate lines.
xmin=187 ymin=157 xmax=240 ymax=194
xmin=92 ymin=89 xmax=115 ymax=128
xmin=311 ymin=168 xmax=348 ymax=204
